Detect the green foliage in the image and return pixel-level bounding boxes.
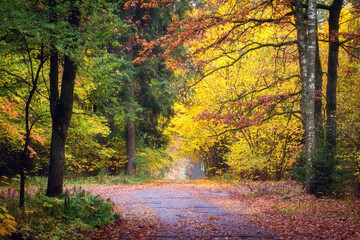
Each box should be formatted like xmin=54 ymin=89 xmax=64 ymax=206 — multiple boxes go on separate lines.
xmin=0 ymin=0 xmax=187 ymax=181
xmin=291 ymin=151 xmax=307 ymax=184
xmin=312 ymin=155 xmax=352 ymax=197
xmin=65 ymin=112 xmax=116 ymax=175
xmin=62 ymin=188 xmax=118 ymax=227
xmin=0 ymin=0 xmax=130 ymax=180
xmin=135 ymin=60 xmax=176 ymax=148
xmin=292 ymin=140 xmax=352 ymax=197
xmin=87 ymin=54 xmax=134 ymax=116
xmin=2 ymin=188 xmax=118 ymax=239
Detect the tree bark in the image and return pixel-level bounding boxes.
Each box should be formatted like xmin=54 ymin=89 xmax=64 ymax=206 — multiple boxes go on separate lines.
xmin=293 ymin=0 xmax=317 ymax=193
xmin=326 ymin=0 xmax=343 ymax=157
xmin=126 ymin=79 xmax=136 ymax=176
xmin=304 ymin=0 xmax=317 ymax=194
xmin=294 ymin=0 xmax=309 ymax=128
xmin=124 ymin=39 xmax=137 ymax=176
xmin=47 ymin=0 xmax=80 ymax=197
xmin=315 ymin=34 xmax=324 ymax=141
xmin=20 ymin=45 xmax=45 ymax=207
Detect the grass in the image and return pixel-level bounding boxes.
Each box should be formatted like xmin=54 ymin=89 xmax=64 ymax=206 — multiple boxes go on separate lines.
xmin=21 ymin=173 xmax=155 ymax=187
xmin=0 ymin=172 xmax=156 ymax=188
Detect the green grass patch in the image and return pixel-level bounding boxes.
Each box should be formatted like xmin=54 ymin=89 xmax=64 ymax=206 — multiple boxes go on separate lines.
xmin=274 ymin=205 xmax=303 ymax=214
xmin=63 ymin=173 xmax=156 ymax=186
xmin=23 ymin=173 xmax=155 ymax=187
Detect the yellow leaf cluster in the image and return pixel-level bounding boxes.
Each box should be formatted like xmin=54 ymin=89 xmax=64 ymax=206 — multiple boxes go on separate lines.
xmin=0 ymin=206 xmax=17 ymax=236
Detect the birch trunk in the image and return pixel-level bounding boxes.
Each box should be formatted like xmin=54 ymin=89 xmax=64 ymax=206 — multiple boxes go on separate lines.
xmin=304 ymin=0 xmax=317 ymax=194
xmin=294 ymin=0 xmax=317 ymax=193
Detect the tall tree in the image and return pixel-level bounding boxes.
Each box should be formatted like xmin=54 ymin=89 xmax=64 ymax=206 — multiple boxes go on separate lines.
xmin=47 ymin=0 xmax=81 ymax=196
xmin=293 ymin=0 xmax=317 ymax=193
xmin=19 ymin=45 xmax=45 ymax=206
xmin=125 ymin=62 xmax=136 ymax=176
xmin=326 ymin=0 xmax=343 ymax=161
xmin=305 ymin=0 xmax=317 ymax=194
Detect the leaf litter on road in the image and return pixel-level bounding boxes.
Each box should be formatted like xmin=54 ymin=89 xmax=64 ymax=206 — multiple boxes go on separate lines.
xmin=83 ymin=180 xmax=360 ymax=239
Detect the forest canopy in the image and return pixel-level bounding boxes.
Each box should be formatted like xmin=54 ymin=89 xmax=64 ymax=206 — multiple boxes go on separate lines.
xmin=0 ymin=0 xmax=360 ymax=198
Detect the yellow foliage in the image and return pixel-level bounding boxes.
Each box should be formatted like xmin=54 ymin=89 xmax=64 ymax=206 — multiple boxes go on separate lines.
xmin=136 ymin=147 xmax=173 ymax=178
xmin=0 ymin=206 xmax=17 ymax=236
xmin=227 ymin=118 xmax=303 ymax=179
xmin=335 ymin=5 xmax=360 ymax=179
xmin=168 ymin=0 xmax=302 ymax=179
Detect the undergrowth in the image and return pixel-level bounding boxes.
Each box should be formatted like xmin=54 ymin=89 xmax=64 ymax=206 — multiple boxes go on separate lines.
xmin=0 ymin=187 xmax=119 ymax=239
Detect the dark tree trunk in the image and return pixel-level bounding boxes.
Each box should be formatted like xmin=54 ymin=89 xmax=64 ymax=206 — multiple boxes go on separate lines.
xmin=315 ymin=37 xmax=324 ymax=141
xmin=126 ymin=79 xmax=136 ymax=176
xmin=326 ymin=0 xmax=343 ymax=157
xmin=20 ymin=45 xmax=44 ymax=207
xmin=293 ymin=0 xmax=308 ymax=130
xmin=19 ymin=154 xmax=26 ymax=207
xmin=47 ymin=0 xmax=80 ymax=197
xmin=47 ymin=56 xmax=78 ymax=196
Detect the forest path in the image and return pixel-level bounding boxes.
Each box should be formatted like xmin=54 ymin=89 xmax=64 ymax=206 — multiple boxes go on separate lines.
xmin=84 ymin=180 xmax=273 ymax=239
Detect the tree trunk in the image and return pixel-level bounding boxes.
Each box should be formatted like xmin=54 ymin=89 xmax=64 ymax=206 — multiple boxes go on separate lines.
xmin=304 ymin=0 xmax=317 ymax=194
xmin=293 ymin=0 xmax=309 ymax=129
xmin=47 ymin=0 xmax=80 ymax=197
xmin=315 ymin=36 xmax=324 ymax=141
xmin=293 ymin=0 xmax=317 ymax=193
xmin=126 ymin=79 xmax=136 ymax=176
xmin=20 ymin=45 xmax=44 ymax=206
xmin=326 ymin=0 xmax=343 ymax=157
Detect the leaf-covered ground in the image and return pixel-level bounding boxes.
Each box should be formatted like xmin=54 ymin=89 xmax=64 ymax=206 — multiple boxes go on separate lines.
xmin=82 ymin=180 xmax=360 ymax=239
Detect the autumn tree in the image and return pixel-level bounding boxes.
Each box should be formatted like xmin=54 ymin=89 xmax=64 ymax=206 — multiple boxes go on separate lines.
xmin=155 ymin=0 xmax=359 ymax=193
xmin=293 ymin=0 xmax=317 ymax=193
xmin=156 ymin=0 xmax=312 ymax=180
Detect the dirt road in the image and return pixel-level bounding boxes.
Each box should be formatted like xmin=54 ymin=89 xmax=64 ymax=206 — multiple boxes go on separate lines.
xmin=85 ymin=180 xmax=273 ymax=239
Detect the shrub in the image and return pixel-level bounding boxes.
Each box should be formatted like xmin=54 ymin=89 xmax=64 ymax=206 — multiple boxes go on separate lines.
xmin=3 ymin=187 xmax=119 ymax=239
xmin=292 ymin=141 xmax=352 ymax=197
